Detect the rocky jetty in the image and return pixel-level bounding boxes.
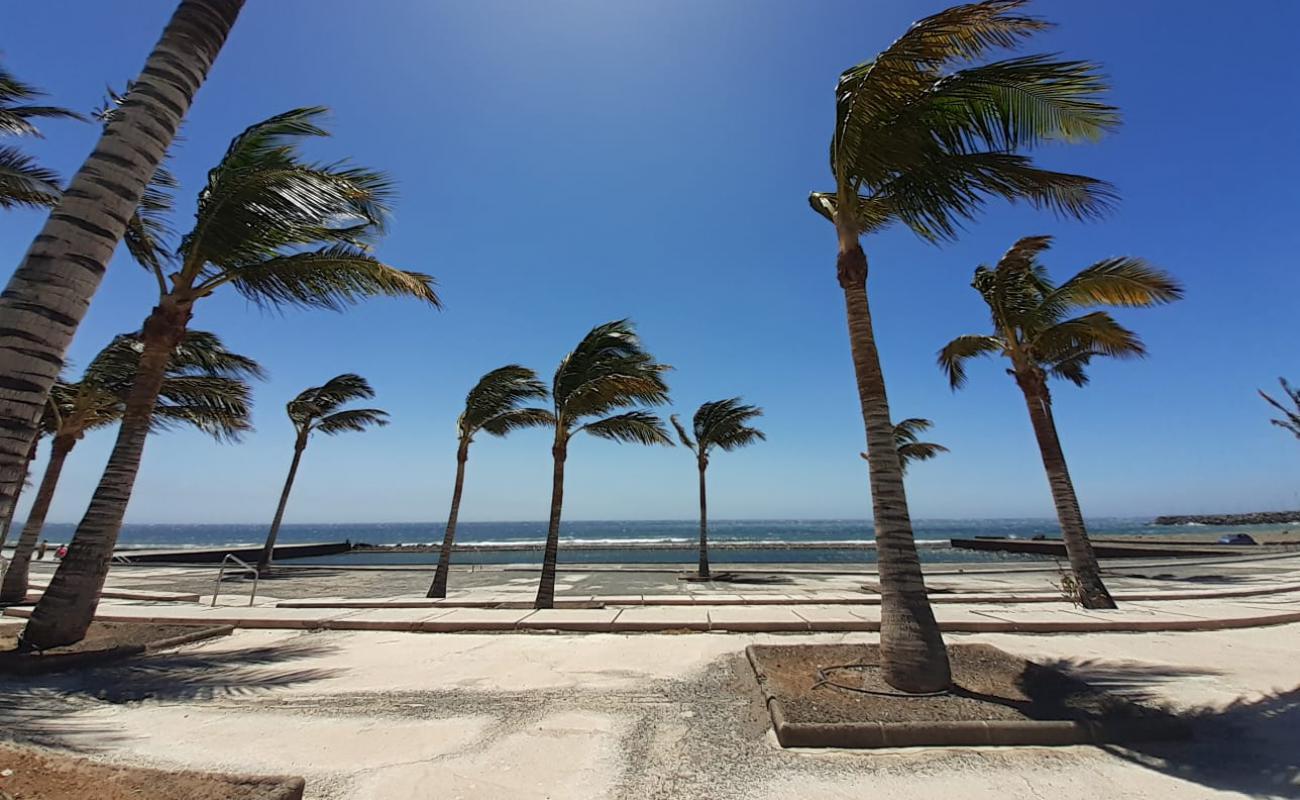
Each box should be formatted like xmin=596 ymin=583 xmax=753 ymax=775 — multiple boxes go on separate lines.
xmin=1154 ymin=511 xmax=1300 ymax=526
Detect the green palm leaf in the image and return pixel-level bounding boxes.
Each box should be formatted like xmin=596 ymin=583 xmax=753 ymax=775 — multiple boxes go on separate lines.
xmin=1259 ymin=378 xmax=1300 ymax=440
xmin=580 ymin=410 xmax=672 ymax=446
xmin=287 ymin=373 xmax=390 ymax=438
xmin=937 ymin=334 xmax=1004 ymax=389
xmin=0 ymin=145 xmax=62 ymax=209
xmin=314 ymin=407 xmax=389 ymax=435
xmin=691 ymin=397 xmax=766 ymax=454
xmin=460 ymin=365 xmax=551 ymax=439
xmin=216 ymin=244 xmax=440 ymax=311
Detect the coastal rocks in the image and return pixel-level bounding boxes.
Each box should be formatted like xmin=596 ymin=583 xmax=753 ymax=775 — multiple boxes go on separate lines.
xmin=1153 ymin=511 xmax=1300 ymax=526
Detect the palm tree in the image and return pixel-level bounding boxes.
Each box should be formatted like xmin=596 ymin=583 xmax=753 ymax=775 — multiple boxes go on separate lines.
xmin=861 ymin=418 xmax=949 ymax=476
xmin=0 ymin=330 xmax=261 ymax=604
xmin=427 ymin=366 xmax=551 ymax=598
xmin=258 ymin=374 xmax=388 ymax=573
xmin=1260 ymin=379 xmax=1300 ymax=440
xmin=20 ymin=107 xmax=439 ymax=650
xmin=0 ymin=0 xmax=246 ymax=532
xmin=535 ymin=321 xmax=672 ymax=608
xmin=806 ymin=0 xmax=1119 ymax=693
xmin=0 ymin=62 xmax=83 ymax=209
xmin=670 ymin=399 xmax=764 ymax=579
xmin=938 ymin=235 xmax=1181 ymax=609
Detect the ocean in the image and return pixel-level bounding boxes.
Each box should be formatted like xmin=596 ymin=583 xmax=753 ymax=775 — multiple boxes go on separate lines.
xmin=25 ymin=517 xmax=1295 ymax=566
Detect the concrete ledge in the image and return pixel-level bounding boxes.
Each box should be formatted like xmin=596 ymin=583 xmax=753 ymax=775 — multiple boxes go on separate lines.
xmin=746 ymin=645 xmax=1191 ymax=749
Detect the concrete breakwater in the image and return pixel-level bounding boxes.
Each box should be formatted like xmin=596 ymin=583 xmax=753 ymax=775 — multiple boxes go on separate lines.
xmin=1153 ymin=511 xmax=1300 ymax=526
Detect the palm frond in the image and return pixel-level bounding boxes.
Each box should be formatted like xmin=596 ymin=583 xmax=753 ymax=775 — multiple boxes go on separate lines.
xmin=0 ymin=64 xmax=85 ymax=137
xmin=0 ymin=144 xmax=61 ymax=208
xmin=693 ymin=397 xmax=765 ymax=454
xmin=461 ymin=365 xmax=549 ymax=436
xmin=313 ymin=407 xmax=389 ymax=435
xmin=580 ymin=411 xmax=672 ymax=446
xmin=221 ymin=244 xmax=440 ymax=311
xmin=479 ymin=407 xmax=555 ymax=437
xmin=937 ymin=334 xmax=1005 ymax=389
xmin=1259 ymin=378 xmax=1300 ymax=440
xmin=670 ymin=414 xmax=697 ymax=452
xmin=1032 ymin=311 xmax=1146 ymax=362
xmin=153 ymin=376 xmax=254 ymax=442
xmin=166 ymin=330 xmax=267 ymax=381
xmin=554 ymin=320 xmax=671 ymax=428
xmin=897 ymin=441 xmax=950 ymax=472
xmin=1041 ymin=256 xmax=1183 ymax=312
xmin=287 ymin=373 xmax=376 ymax=426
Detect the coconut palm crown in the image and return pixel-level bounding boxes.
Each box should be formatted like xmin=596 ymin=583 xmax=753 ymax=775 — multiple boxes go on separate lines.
xmin=0 ymin=63 xmax=84 ymax=209
xmin=534 ymin=320 xmax=673 ymax=608
xmin=1260 ymin=379 xmax=1300 ymax=440
xmin=0 ymin=330 xmax=262 ymax=604
xmin=938 ymin=235 xmax=1182 ymax=610
xmin=671 ymin=398 xmax=765 ymax=578
xmin=805 ymin=0 xmax=1122 ymax=695
xmin=428 ymin=366 xmax=552 ymax=598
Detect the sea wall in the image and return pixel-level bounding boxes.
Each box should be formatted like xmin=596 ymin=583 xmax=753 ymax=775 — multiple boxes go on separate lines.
xmin=1153 ymin=511 xmax=1300 ymax=526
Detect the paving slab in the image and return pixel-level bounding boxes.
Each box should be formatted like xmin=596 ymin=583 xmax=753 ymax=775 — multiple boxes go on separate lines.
xmin=611 ymin=606 xmax=710 ymax=631
xmin=517 ymin=608 xmax=623 ymax=631
xmin=707 ymin=606 xmax=808 ymax=632
xmin=417 ymin=608 xmax=536 ymax=631
xmin=324 ymin=607 xmax=458 ymax=631
xmin=791 ymin=606 xmax=876 ymax=631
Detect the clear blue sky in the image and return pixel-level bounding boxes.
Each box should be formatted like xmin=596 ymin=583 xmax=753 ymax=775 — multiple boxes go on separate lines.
xmin=2 ymin=1 xmax=1298 ymax=525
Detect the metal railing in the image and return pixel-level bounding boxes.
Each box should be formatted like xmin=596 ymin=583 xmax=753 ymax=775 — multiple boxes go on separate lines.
xmin=212 ymin=553 xmax=260 ymax=607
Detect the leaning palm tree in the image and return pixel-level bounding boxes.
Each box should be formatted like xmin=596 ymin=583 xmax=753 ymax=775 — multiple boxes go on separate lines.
xmin=258 ymin=374 xmax=388 ymax=573
xmin=0 ymin=330 xmax=261 ymax=604
xmin=1260 ymin=379 xmax=1300 ymax=440
xmin=21 ymin=107 xmax=438 ymax=650
xmin=806 ymin=0 xmax=1119 ymax=693
xmin=938 ymin=235 xmax=1182 ymax=609
xmin=427 ymin=366 xmax=552 ymax=598
xmin=535 ymin=321 xmax=672 ymax=608
xmin=0 ymin=0 xmax=246 ymax=531
xmin=861 ymin=418 xmax=949 ymax=476
xmin=0 ymin=62 xmax=83 ymax=209
xmin=671 ymin=399 xmax=764 ymax=579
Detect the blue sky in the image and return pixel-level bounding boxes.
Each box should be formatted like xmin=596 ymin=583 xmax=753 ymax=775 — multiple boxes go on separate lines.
xmin=2 ymin=1 xmax=1298 ymax=525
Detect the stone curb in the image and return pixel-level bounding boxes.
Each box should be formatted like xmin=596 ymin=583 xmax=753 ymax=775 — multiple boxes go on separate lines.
xmin=0 ymin=624 xmax=233 ymax=676
xmin=744 ymin=645 xmax=1191 ymax=749
xmin=7 ymin=606 xmax=1300 ymax=635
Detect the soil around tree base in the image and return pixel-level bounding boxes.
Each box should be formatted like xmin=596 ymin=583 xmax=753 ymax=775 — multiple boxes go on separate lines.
xmin=0 ymin=621 xmax=233 ymax=675
xmin=0 ymin=743 xmax=304 ymax=800
xmin=747 ymin=643 xmax=1190 ymax=748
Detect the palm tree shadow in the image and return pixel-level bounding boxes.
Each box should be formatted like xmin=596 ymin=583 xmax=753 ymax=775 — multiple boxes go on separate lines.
xmin=1045 ymin=657 xmax=1300 ymax=798
xmin=0 ymin=636 xmax=339 ymax=752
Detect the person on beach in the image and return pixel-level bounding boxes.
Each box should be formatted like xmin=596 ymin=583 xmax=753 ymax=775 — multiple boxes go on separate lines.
xmin=36 ymin=540 xmax=47 ymax=560
xmin=55 ymin=544 xmax=68 ymax=560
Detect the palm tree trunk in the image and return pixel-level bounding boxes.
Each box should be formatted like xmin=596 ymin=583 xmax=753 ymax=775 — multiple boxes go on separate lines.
xmin=427 ymin=439 xmax=469 ymax=598
xmin=0 ymin=0 xmax=244 ymax=533
xmin=697 ymin=459 xmax=710 ymax=579
xmin=1015 ymin=371 xmax=1116 ymax=609
xmin=257 ymin=433 xmax=308 ymax=574
xmin=0 ymin=435 xmax=75 ymax=604
xmin=0 ymin=440 xmax=38 ymax=552
xmin=837 ymin=231 xmax=951 ymax=693
xmin=20 ymin=301 xmax=191 ymax=650
xmin=534 ymin=438 xmax=566 ymax=609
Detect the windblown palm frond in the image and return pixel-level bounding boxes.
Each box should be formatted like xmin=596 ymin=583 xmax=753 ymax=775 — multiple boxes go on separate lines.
xmin=53 ymin=330 xmax=261 ymax=443
xmin=0 ymin=63 xmax=84 ymax=209
xmin=862 ymin=418 xmax=948 ymax=475
xmin=287 ymin=373 xmax=388 ymax=438
xmin=817 ymin=0 xmax=1119 ymax=242
xmin=553 ymin=320 xmax=672 ymax=431
xmin=688 ymin=398 xmax=766 ymax=455
xmin=580 ymin=410 xmax=672 ymax=445
xmin=460 ymin=366 xmax=551 ymax=438
xmin=1260 ymin=378 xmax=1300 ymax=440
xmin=160 ymin=107 xmax=438 ymax=310
xmin=940 ymin=235 xmax=1181 ymax=391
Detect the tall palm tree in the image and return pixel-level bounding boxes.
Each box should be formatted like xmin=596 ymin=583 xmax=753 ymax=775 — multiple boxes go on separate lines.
xmin=806 ymin=0 xmax=1119 ymax=693
xmin=1260 ymin=379 xmax=1300 ymax=440
xmin=21 ymin=107 xmax=439 ymax=650
xmin=0 ymin=62 xmax=83 ymax=209
xmin=938 ymin=235 xmax=1182 ymax=609
xmin=535 ymin=321 xmax=672 ymax=608
xmin=861 ymin=418 xmax=949 ymax=476
xmin=0 ymin=0 xmax=246 ymax=532
xmin=258 ymin=374 xmax=388 ymax=573
xmin=427 ymin=366 xmax=552 ymax=599
xmin=0 ymin=330 xmax=261 ymax=604
xmin=670 ymin=399 xmax=764 ymax=579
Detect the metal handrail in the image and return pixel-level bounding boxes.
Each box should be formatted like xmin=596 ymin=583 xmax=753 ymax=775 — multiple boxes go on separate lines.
xmin=212 ymin=553 xmax=259 ymax=607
